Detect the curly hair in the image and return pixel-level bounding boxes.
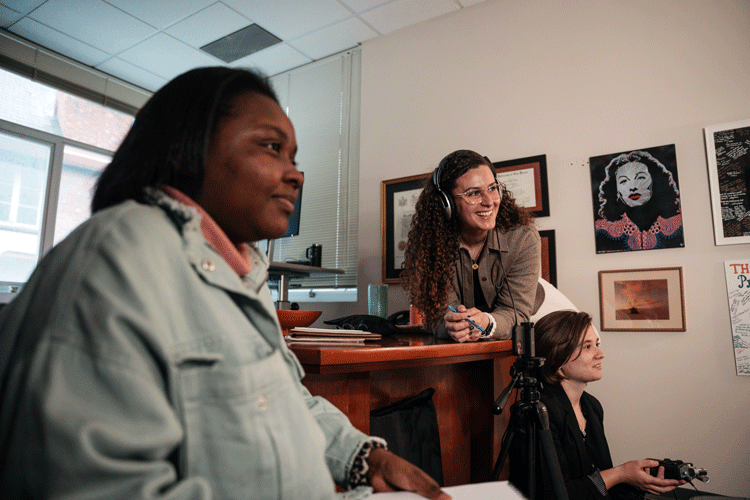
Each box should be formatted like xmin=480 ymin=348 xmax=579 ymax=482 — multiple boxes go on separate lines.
xmin=534 ymin=310 xmax=593 ymax=385
xmin=401 ymin=150 xmax=533 ymax=328
xmin=597 ymin=150 xmax=680 ymax=223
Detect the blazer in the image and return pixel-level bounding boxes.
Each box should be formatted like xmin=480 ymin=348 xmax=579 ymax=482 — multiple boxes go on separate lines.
xmin=509 ymin=383 xmax=640 ymax=500
xmin=433 ymin=225 xmax=543 ymax=340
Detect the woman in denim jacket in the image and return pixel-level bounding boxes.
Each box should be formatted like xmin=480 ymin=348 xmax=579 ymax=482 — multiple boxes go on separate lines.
xmin=0 ymin=67 xmax=448 ymax=500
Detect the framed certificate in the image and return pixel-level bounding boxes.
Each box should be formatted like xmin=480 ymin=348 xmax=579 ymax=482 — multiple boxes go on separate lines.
xmin=381 ymin=173 xmax=430 ymax=283
xmin=493 ymin=154 xmax=549 ymax=217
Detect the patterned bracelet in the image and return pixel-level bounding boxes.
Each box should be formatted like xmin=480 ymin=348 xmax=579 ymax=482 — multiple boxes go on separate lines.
xmin=349 ymin=438 xmax=388 ymax=488
xmin=482 ymin=312 xmax=495 ymax=337
xmin=588 ymin=469 xmax=608 ymax=497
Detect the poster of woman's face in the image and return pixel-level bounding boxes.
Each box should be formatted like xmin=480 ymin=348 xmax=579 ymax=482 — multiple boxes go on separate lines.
xmin=589 ymin=144 xmax=684 ymax=254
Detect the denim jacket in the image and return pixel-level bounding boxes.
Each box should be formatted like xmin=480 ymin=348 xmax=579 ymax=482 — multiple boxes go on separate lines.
xmin=0 ymin=190 xmax=369 ymax=499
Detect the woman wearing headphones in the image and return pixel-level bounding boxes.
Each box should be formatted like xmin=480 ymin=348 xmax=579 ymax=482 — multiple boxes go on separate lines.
xmin=402 ymin=150 xmax=542 ymax=342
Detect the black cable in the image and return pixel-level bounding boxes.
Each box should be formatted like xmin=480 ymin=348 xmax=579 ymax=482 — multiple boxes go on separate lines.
xmin=495 ymin=227 xmax=519 ymax=328
xmin=457 ymin=245 xmax=465 ymax=306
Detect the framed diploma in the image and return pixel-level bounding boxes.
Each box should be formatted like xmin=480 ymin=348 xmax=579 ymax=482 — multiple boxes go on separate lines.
xmin=493 ymin=154 xmax=550 ymax=217
xmin=381 ymin=173 xmax=431 ymax=283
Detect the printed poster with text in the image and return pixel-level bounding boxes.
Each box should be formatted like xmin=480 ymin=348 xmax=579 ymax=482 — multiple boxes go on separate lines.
xmin=724 ymin=260 xmax=750 ymax=376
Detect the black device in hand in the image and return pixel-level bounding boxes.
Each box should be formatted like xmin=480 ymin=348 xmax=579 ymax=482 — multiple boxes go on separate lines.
xmin=648 ymin=458 xmax=709 ymax=482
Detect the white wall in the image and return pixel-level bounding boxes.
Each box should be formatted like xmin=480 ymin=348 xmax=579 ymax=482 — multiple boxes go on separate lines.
xmin=352 ymin=0 xmax=750 ymax=496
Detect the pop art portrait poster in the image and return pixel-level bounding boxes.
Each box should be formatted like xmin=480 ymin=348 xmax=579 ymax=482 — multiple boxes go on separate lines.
xmin=589 ymin=144 xmax=684 ymax=254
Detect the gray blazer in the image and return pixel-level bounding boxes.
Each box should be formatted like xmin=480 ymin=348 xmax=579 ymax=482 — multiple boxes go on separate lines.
xmin=433 ymin=225 xmax=544 ymax=340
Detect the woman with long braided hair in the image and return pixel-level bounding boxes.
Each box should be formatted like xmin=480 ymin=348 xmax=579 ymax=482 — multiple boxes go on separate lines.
xmin=402 ymin=150 xmax=543 ymax=342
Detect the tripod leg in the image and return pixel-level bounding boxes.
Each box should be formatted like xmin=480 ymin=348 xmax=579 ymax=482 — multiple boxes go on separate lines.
xmin=491 ymin=423 xmax=516 ymax=481
xmin=536 ymin=408 xmax=569 ymax=500
xmin=527 ymin=419 xmax=536 ymax=500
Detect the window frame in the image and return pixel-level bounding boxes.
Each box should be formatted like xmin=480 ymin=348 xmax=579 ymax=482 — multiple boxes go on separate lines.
xmin=0 ymin=118 xmax=116 ymax=303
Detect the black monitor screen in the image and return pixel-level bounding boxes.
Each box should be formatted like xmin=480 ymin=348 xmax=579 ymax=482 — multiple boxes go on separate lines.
xmin=281 ymin=185 xmax=302 ymax=238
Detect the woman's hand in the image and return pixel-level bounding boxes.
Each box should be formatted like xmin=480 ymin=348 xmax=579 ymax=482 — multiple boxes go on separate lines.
xmin=367 ymin=448 xmax=451 ymax=499
xmin=443 ymin=305 xmax=490 ymax=342
xmin=601 ymin=460 xmax=685 ymax=495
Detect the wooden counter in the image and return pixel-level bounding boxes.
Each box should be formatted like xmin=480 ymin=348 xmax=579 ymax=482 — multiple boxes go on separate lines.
xmin=288 ymin=332 xmax=516 ymax=486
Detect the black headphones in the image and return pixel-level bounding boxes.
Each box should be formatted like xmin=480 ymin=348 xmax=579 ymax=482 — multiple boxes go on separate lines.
xmin=432 ymin=157 xmax=455 ymax=220
xmin=432 ymin=154 xmax=496 ymax=221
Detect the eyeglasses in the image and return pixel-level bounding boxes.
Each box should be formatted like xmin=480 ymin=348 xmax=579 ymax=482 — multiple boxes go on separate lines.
xmin=453 ymin=183 xmax=504 ymax=205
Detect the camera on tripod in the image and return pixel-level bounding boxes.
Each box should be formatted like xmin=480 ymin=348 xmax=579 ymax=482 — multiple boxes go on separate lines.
xmin=512 ymin=322 xmax=536 ymax=357
xmin=494 ymin=321 xmax=569 ymax=500
xmin=648 ymin=458 xmax=709 ymax=482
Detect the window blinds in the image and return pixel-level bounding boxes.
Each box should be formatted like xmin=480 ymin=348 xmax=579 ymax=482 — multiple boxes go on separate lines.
xmin=268 ymin=48 xmax=360 ymax=288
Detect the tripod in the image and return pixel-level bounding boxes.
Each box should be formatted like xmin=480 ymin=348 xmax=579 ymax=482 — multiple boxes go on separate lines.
xmin=491 ymin=355 xmax=569 ymax=500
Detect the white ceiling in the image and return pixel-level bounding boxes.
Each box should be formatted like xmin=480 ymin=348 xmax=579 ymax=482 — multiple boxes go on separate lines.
xmin=0 ymin=0 xmax=487 ymax=93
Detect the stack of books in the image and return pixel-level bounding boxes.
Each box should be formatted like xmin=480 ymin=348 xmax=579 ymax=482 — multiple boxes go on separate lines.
xmin=285 ymin=327 xmax=382 ymax=345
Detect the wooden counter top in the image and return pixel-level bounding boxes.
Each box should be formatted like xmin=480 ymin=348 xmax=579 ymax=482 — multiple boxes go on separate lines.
xmin=289 ymin=332 xmax=512 ymax=374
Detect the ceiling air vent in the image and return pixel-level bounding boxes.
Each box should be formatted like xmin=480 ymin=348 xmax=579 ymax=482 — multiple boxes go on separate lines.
xmin=201 ymin=24 xmax=281 ymax=63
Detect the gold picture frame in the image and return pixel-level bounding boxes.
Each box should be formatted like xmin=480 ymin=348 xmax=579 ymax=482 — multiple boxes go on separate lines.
xmin=598 ymin=267 xmax=685 ymax=332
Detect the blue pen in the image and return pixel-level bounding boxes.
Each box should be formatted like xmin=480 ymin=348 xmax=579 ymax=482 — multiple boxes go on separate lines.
xmin=448 ymin=304 xmax=486 ymax=334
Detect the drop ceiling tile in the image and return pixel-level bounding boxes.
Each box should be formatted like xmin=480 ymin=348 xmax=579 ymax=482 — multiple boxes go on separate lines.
xmin=106 ymin=0 xmax=214 ymax=29
xmin=289 ymin=17 xmax=376 ymax=60
xmin=97 ymin=57 xmax=168 ymax=93
xmin=338 ymin=0 xmax=391 ymax=13
xmin=117 ymin=32 xmax=220 ymax=81
xmin=359 ymin=0 xmax=458 ymax=35
xmin=1 ymin=0 xmax=477 ymax=92
xmin=27 ymin=0 xmax=155 ymax=54
xmin=223 ymin=0 xmax=351 ymax=40
xmin=1 ymin=5 xmax=23 ymax=27
xmin=0 ymin=0 xmax=46 ymax=16
xmin=231 ymin=42 xmax=311 ymax=77
xmin=9 ymin=17 xmax=110 ymax=66
xmin=165 ymin=3 xmax=251 ymax=48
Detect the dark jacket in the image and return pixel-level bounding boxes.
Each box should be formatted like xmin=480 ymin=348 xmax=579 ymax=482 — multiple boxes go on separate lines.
xmin=509 ymin=383 xmax=640 ymax=500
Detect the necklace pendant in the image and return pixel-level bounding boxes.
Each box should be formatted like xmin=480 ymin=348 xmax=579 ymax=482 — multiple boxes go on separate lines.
xmin=472 ymin=263 xmax=479 ymax=270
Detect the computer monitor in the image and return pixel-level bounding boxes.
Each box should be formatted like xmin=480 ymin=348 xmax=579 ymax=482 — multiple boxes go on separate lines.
xmin=281 ymin=184 xmax=302 ymax=238
xmin=266 ymin=184 xmax=302 ymax=262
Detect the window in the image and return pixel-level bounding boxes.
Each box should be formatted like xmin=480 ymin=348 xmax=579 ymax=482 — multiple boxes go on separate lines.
xmin=0 ymin=133 xmax=49 ymax=231
xmin=54 ymin=146 xmax=112 ymax=246
xmin=0 ymin=46 xmax=360 ymax=304
xmin=0 ymin=131 xmax=51 ymax=288
xmin=0 ymin=68 xmax=133 ymax=302
xmin=267 ymin=48 xmax=361 ymax=299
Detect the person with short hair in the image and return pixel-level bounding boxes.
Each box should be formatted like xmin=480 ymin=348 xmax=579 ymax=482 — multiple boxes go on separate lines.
xmin=508 ymin=310 xmax=684 ymax=499
xmin=0 ymin=67 xmax=449 ymax=500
